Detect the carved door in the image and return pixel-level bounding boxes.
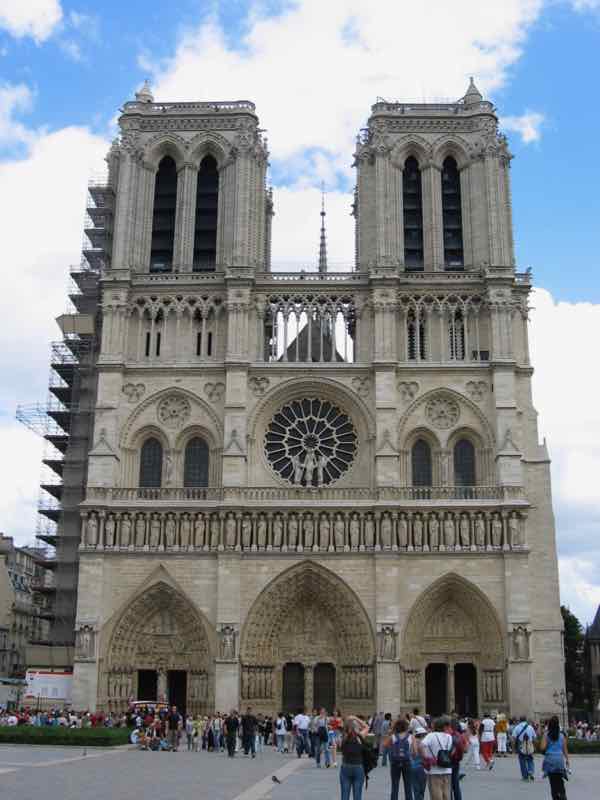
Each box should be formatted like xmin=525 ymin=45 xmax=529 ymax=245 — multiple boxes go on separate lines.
xmin=425 ymin=663 xmax=447 ymax=716
xmin=282 ymin=663 xmax=305 ymax=713
xmin=314 ymin=663 xmax=336 ymax=712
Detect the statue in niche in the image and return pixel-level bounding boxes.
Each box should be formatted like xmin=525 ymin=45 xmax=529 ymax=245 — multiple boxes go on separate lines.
xmin=105 ymin=515 xmax=115 ymax=548
xmin=334 ymin=513 xmax=345 ymax=549
xmin=349 ymin=514 xmax=360 ymax=550
xmin=398 ymin=514 xmax=408 ymax=548
xmin=303 ymin=515 xmax=314 ymax=549
xmin=491 ymin=513 xmax=503 ymax=548
xmin=444 ymin=514 xmax=456 ymax=548
xmin=317 ymin=452 xmax=328 ymax=486
xmin=379 ymin=626 xmax=396 ymax=660
xmin=219 ymin=626 xmax=236 ymax=660
xmin=76 ymin=625 xmax=95 ymax=659
xmin=257 ymin=514 xmax=267 ymax=549
xmin=149 ymin=514 xmax=161 ymax=548
xmin=413 ymin=515 xmax=423 ymax=549
xmin=440 ymin=450 xmax=450 ymax=485
xmin=165 ymin=451 xmax=174 ymax=485
xmin=513 ymin=625 xmax=529 ymax=660
xmin=475 ymin=513 xmax=486 ymax=548
xmin=210 ymin=515 xmax=220 ymax=549
xmin=180 ymin=513 xmax=191 ymax=549
xmin=291 ymin=453 xmax=304 ymax=485
xmin=459 ymin=514 xmax=470 ymax=548
xmin=241 ymin=669 xmax=249 ymax=698
xmin=405 ymin=671 xmax=419 ymax=702
xmin=319 ymin=515 xmax=330 ymax=550
xmin=194 ymin=514 xmax=206 ymax=549
xmin=225 ymin=514 xmax=236 ymax=549
xmin=272 ymin=514 xmax=283 ymax=549
xmin=380 ymin=513 xmax=393 ymax=549
xmin=165 ymin=513 xmax=177 ymax=547
xmin=288 ymin=514 xmax=298 ymax=550
xmin=265 ymin=670 xmax=272 ymax=698
xmin=364 ymin=514 xmax=375 ymax=549
xmin=428 ymin=514 xmax=439 ymax=549
xmin=135 ymin=514 xmax=146 ymax=548
xmin=509 ymin=512 xmax=522 ymax=547
xmin=120 ymin=514 xmax=131 ymax=548
xmin=241 ymin=514 xmax=252 ymax=550
xmin=85 ymin=514 xmax=98 ymax=547
xmin=248 ymin=670 xmax=256 ymax=699
xmin=359 ymin=669 xmax=368 ymax=698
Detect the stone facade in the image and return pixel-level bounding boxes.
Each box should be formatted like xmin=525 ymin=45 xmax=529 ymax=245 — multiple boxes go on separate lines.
xmin=70 ymin=81 xmax=564 ymax=719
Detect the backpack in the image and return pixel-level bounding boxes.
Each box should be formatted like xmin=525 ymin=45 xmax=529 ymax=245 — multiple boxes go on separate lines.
xmin=390 ymin=734 xmax=411 ymax=766
xmin=433 ymin=734 xmax=453 ymax=769
xmin=360 ymin=737 xmax=379 ymax=788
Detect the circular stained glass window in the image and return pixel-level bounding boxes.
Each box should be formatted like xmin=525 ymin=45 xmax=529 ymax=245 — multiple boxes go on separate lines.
xmin=264 ymin=398 xmax=357 ymax=487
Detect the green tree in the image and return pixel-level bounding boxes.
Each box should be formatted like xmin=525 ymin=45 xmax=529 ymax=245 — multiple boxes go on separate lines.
xmin=561 ymin=605 xmax=585 ymax=708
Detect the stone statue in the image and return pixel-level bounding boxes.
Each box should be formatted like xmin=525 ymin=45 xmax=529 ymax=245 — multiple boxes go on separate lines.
xmin=513 ymin=626 xmax=529 ymax=660
xmin=272 ymin=514 xmax=283 ymax=549
xmin=444 ymin=514 xmax=455 ymax=548
xmin=257 ymin=514 xmax=267 ymax=549
xmin=219 ymin=626 xmax=236 ymax=660
xmin=120 ymin=514 xmax=131 ymax=548
xmin=149 ymin=514 xmax=161 ymax=548
xmin=319 ymin=515 xmax=330 ymax=550
xmin=379 ymin=626 xmax=396 ymax=660
xmin=210 ymin=515 xmax=220 ymax=549
xmin=288 ymin=514 xmax=298 ymax=549
xmin=85 ymin=514 xmax=98 ymax=547
xmin=440 ymin=449 xmax=450 ymax=485
xmin=225 ymin=514 xmax=236 ymax=549
xmin=76 ymin=625 xmax=95 ymax=659
xmin=105 ymin=514 xmax=115 ymax=548
xmin=165 ymin=513 xmax=177 ymax=547
xmin=491 ymin=513 xmax=503 ymax=548
xmin=428 ymin=514 xmax=439 ymax=550
xmin=303 ymin=515 xmax=314 ymax=550
xmin=380 ymin=513 xmax=393 ymax=549
xmin=180 ymin=514 xmax=191 ymax=549
xmin=398 ymin=514 xmax=408 ymax=548
xmin=334 ymin=513 xmax=345 ymax=550
xmin=349 ymin=514 xmax=360 ymax=550
xmin=241 ymin=669 xmax=249 ymax=698
xmin=459 ymin=514 xmax=470 ymax=548
xmin=241 ymin=514 xmax=252 ymax=550
xmin=135 ymin=514 xmax=146 ymax=548
xmin=364 ymin=514 xmax=375 ymax=549
xmin=304 ymin=448 xmax=317 ymax=486
xmin=165 ymin=451 xmax=174 ymax=485
xmin=413 ymin=515 xmax=423 ymax=549
xmin=194 ymin=514 xmax=206 ymax=549
xmin=509 ymin=512 xmax=522 ymax=547
xmin=316 ymin=452 xmax=328 ymax=486
xmin=292 ymin=453 xmax=304 ymax=485
xmin=475 ymin=513 xmax=486 ymax=548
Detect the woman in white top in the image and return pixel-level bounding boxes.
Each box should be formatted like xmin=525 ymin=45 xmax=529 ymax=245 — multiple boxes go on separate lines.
xmin=275 ymin=712 xmax=287 ymax=752
xmin=464 ymin=719 xmax=481 ymax=769
xmin=479 ymin=715 xmax=496 ymax=770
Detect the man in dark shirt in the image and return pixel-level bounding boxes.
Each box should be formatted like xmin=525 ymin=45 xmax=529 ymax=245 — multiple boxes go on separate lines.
xmin=241 ymin=706 xmax=258 ymax=758
xmin=166 ymin=705 xmax=182 ymax=752
xmin=224 ymin=710 xmax=240 ymax=757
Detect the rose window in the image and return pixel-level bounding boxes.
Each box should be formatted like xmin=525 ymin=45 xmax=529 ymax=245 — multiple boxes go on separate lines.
xmin=157 ymin=394 xmax=191 ymax=429
xmin=264 ymin=398 xmax=357 ymax=486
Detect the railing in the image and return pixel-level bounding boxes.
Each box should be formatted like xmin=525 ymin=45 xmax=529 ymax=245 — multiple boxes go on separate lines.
xmin=123 ymin=100 xmax=256 ymax=113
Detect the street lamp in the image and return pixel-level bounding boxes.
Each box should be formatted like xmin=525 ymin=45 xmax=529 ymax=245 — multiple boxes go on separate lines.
xmin=553 ymin=689 xmax=568 ymax=731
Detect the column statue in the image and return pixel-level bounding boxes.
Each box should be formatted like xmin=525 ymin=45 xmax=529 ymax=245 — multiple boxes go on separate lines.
xmin=120 ymin=514 xmax=131 ymax=548
xmin=194 ymin=513 xmax=206 ymax=549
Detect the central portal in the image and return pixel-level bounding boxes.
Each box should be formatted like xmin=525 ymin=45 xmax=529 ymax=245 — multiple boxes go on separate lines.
xmin=282 ymin=663 xmax=305 ymax=713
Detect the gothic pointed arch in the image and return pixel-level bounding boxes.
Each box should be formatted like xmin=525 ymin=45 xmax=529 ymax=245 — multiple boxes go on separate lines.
xmin=188 ymin=132 xmax=234 ymax=168
xmin=390 ymin=135 xmax=432 ymax=170
xmin=143 ymin=133 xmax=188 ymax=170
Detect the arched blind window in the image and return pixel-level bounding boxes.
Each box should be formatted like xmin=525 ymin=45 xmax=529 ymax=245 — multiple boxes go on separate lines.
xmin=194 ymin=155 xmax=219 ymax=272
xmin=454 ymin=438 xmax=476 ymax=486
xmin=442 ymin=156 xmax=464 ymax=269
xmin=412 ymin=439 xmax=432 ymax=486
xmin=150 ymin=156 xmax=177 ymax=273
xmin=403 ymin=156 xmax=424 ymax=270
xmin=139 ymin=437 xmax=163 ymax=487
xmin=184 ymin=437 xmax=210 ymax=487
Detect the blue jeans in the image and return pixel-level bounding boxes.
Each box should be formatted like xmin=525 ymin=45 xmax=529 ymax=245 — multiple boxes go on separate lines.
xmin=411 ymin=766 xmax=427 ymax=800
xmin=381 ymin=744 xmax=389 ymax=766
xmin=276 ymin=733 xmax=285 ymax=752
xmin=340 ymin=763 xmax=365 ymax=800
xmin=451 ymin=763 xmax=462 ymax=800
xmin=243 ymin=732 xmax=256 ymax=755
xmin=297 ymin=730 xmax=310 ymax=756
xmin=518 ymin=752 xmax=534 ymax=778
xmin=390 ymin=762 xmax=413 ymax=800
xmin=315 ymin=738 xmax=331 ymax=766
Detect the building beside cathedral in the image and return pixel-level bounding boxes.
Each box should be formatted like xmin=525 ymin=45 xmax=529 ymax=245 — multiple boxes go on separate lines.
xmin=26 ymin=78 xmax=564 ymax=719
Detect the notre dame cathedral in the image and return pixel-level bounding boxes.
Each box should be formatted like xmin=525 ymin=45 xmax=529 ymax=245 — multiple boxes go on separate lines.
xmin=49 ymin=78 xmax=564 ymax=719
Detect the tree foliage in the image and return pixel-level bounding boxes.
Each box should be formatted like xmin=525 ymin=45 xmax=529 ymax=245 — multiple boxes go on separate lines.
xmin=561 ymin=605 xmax=586 ymax=708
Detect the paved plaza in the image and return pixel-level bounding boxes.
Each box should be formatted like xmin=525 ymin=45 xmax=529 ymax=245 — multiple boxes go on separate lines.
xmin=0 ymin=746 xmax=596 ymax=800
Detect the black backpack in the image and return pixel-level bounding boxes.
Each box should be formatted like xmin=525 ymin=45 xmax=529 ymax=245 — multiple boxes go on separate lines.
xmin=433 ymin=734 xmax=453 ymax=769
xmin=360 ymin=737 xmax=379 ymax=789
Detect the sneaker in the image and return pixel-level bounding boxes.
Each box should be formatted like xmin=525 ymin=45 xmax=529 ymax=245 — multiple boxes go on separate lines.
xmin=529 ymin=774 xmax=534 ymax=781
xmin=489 ymin=761 xmax=494 ymax=771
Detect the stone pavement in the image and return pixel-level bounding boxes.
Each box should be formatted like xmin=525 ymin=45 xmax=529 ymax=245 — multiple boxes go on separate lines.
xmin=0 ymin=746 xmax=597 ymax=800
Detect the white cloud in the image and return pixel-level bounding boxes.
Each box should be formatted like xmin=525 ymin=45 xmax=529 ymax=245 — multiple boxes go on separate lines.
xmin=501 ymin=111 xmax=545 ymax=143
xmin=0 ymin=0 xmax=63 ymax=43
xmin=570 ymin=1 xmax=600 ymax=10
xmin=559 ymin=557 xmax=600 ymax=624
xmin=0 ymin=82 xmax=35 ymax=148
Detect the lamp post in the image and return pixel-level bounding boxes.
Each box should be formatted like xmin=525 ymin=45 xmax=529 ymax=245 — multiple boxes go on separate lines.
xmin=553 ymin=689 xmax=568 ymax=732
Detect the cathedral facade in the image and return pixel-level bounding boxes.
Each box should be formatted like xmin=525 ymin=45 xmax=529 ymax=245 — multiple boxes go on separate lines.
xmin=70 ymin=80 xmax=564 ymax=720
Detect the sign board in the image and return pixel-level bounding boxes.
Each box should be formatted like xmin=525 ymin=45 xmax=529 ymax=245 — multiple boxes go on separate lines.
xmin=24 ymin=670 xmax=73 ymax=703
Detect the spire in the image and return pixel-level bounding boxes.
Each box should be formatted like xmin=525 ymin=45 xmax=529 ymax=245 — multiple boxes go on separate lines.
xmin=318 ymin=183 xmax=328 ymax=274
xmin=463 ymin=76 xmax=483 ymax=106
xmin=135 ymin=80 xmax=154 ymax=104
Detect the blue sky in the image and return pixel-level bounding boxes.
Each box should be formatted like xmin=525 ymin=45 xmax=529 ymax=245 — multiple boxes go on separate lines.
xmin=0 ymin=0 xmax=599 ymax=623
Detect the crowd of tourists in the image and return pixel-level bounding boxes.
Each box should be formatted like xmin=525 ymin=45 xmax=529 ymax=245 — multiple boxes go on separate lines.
xmin=0 ymin=708 xmax=128 ymax=728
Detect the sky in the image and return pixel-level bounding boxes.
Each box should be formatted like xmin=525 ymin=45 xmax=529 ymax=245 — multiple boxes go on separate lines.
xmin=0 ymin=0 xmax=599 ymax=624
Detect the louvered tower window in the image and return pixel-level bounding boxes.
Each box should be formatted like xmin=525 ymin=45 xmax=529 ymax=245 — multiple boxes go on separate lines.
xmin=403 ymin=156 xmax=424 ymax=270
xmin=184 ymin=437 xmax=210 ymax=487
xmin=139 ymin=438 xmax=163 ymax=487
xmin=442 ymin=156 xmax=464 ymax=269
xmin=193 ymin=156 xmax=219 ymax=271
xmin=412 ymin=439 xmax=432 ymax=486
xmin=150 ymin=156 xmax=177 ymax=273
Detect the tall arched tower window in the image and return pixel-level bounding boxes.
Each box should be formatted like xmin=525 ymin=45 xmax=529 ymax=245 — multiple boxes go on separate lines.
xmin=194 ymin=155 xmax=219 ymax=271
xmin=412 ymin=439 xmax=432 ymax=486
xmin=454 ymin=438 xmax=475 ymax=486
xmin=442 ymin=156 xmax=464 ymax=269
xmin=139 ymin=437 xmax=163 ymax=487
xmin=403 ymin=156 xmax=424 ymax=270
xmin=184 ymin=437 xmax=210 ymax=487
xmin=150 ymin=156 xmax=177 ymax=273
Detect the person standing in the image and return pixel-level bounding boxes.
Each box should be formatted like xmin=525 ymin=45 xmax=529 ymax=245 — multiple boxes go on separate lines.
xmin=380 ymin=712 xmax=392 ymax=767
xmin=420 ymin=716 xmax=453 ymax=800
xmin=224 ymin=709 xmax=239 ymax=758
xmin=315 ymin=708 xmax=332 ymax=768
xmin=410 ymin=726 xmax=428 ymax=800
xmin=275 ymin=712 xmax=287 ymax=752
xmin=166 ymin=705 xmax=182 ymax=752
xmin=512 ymin=715 xmax=536 ymax=782
xmin=496 ymin=713 xmax=508 ymax=757
xmin=185 ymin=714 xmax=194 ymax=751
xmin=241 ymin=706 xmax=258 ymax=758
xmin=478 ymin=713 xmax=496 ymax=770
xmin=409 ymin=708 xmax=427 ymax=734
xmin=293 ymin=708 xmax=310 ymax=757
xmin=464 ymin=719 xmax=480 ymax=770
xmin=384 ymin=717 xmax=414 ymax=800
xmin=449 ymin=718 xmax=467 ymax=800
xmin=339 ymin=716 xmax=370 ymax=800
xmin=330 ymin=709 xmax=343 ymax=766
xmin=541 ymin=716 xmax=570 ymax=800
